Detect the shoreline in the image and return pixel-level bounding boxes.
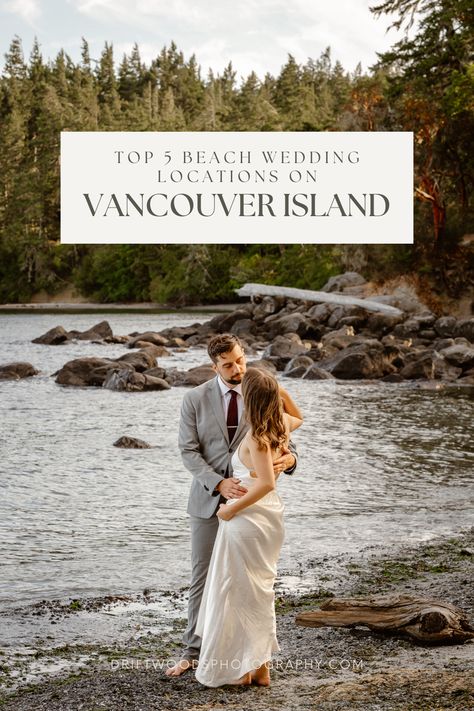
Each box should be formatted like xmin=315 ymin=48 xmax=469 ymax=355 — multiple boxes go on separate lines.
xmin=1 ymin=527 xmax=472 ymax=710
xmin=0 ymin=303 xmax=239 ymax=314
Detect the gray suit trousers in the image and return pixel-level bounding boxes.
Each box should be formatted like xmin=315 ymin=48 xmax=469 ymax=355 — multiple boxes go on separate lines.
xmin=182 ymin=514 xmax=219 ymax=660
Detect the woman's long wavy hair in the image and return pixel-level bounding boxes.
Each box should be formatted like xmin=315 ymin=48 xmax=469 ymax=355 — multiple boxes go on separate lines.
xmin=242 ymin=367 xmax=287 ymax=452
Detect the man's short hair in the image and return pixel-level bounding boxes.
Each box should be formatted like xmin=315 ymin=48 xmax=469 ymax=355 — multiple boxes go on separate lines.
xmin=208 ymin=333 xmax=243 ymax=363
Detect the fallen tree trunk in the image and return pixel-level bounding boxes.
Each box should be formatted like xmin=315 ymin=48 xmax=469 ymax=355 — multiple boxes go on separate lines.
xmin=236 ymin=283 xmax=403 ymax=316
xmin=295 ymin=594 xmax=474 ymax=645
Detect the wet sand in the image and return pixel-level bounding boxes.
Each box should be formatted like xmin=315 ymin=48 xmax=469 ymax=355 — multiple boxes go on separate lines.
xmin=1 ymin=528 xmax=473 ymax=710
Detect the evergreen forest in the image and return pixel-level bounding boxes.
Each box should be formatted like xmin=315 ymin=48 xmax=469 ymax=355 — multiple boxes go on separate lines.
xmin=0 ymin=0 xmax=472 ymax=304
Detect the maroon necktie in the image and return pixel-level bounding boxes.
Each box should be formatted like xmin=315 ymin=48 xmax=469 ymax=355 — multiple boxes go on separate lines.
xmin=226 ymin=390 xmax=238 ymax=443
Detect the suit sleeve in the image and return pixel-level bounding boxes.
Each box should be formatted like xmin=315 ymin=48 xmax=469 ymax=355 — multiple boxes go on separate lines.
xmin=178 ymin=392 xmax=224 ymax=496
xmin=284 ymin=439 xmax=298 ymax=476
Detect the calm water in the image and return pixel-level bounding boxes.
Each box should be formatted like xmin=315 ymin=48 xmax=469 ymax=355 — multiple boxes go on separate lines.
xmin=1 ymin=313 xmax=473 ymax=611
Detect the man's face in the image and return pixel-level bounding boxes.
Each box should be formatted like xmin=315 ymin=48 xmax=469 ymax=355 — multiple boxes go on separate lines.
xmin=212 ymin=344 xmax=246 ymax=386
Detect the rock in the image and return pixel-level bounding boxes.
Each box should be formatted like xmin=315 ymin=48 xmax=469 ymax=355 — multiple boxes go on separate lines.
xmin=230 ymin=318 xmax=256 ymax=338
xmin=433 ymin=337 xmax=455 ymax=351
xmin=434 ymin=316 xmax=457 ymax=338
xmin=381 ymin=373 xmax=405 ymax=383
xmin=207 ymin=309 xmax=251 ymax=333
xmin=113 ymin=436 xmax=153 ymax=448
xmin=55 ymin=357 xmax=127 ymax=387
xmin=365 ymin=313 xmax=404 ymax=337
xmin=114 ymin=350 xmax=157 ymax=372
xmin=266 ymin=313 xmax=317 ymax=339
xmin=306 ymin=303 xmax=333 ymax=323
xmin=455 ymin=318 xmax=474 ymax=343
xmin=142 ymin=375 xmax=172 ymax=390
xmin=322 ymin=325 xmax=355 ymax=341
xmin=319 ymin=341 xmax=388 ymax=379
xmin=167 ymin=364 xmax=216 ymax=387
xmin=400 ymin=353 xmax=437 ymax=380
xmin=419 ymin=329 xmax=437 ymax=340
xmin=338 ymin=315 xmax=367 ymax=330
xmin=0 ymin=362 xmax=39 ymax=380
xmin=438 ymin=344 xmax=474 ymax=369
xmin=302 ymin=365 xmax=335 ymax=380
xmin=263 ymin=335 xmax=308 ymax=362
xmin=103 ymin=369 xmax=170 ymax=391
xmin=433 ymin=358 xmax=463 ymax=381
xmin=68 ymin=320 xmax=113 ymax=341
xmin=393 ymin=320 xmax=421 ymax=339
xmin=157 ymin=325 xmax=200 ymax=341
xmin=128 ymin=332 xmax=168 ymax=348
xmin=104 ymin=335 xmax=131 ymax=344
xmin=167 ymin=337 xmax=188 ymax=348
xmin=252 ymin=296 xmax=281 ymax=321
xmin=284 ymin=355 xmax=314 ymax=372
xmin=246 ymin=359 xmax=278 ymax=373
xmin=283 ymin=365 xmax=308 ymax=378
xmin=143 ymin=366 xmax=167 ymax=380
xmin=327 ymin=305 xmax=366 ymax=329
xmin=32 ymin=325 xmax=69 ymax=345
xmin=321 ymin=272 xmax=366 ymax=293
xmin=369 ymin=292 xmax=426 ymax=314
xmin=132 ymin=342 xmax=171 ymax=357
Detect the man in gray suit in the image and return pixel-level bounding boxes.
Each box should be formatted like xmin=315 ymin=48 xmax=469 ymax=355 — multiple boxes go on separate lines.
xmin=166 ymin=333 xmax=297 ymax=676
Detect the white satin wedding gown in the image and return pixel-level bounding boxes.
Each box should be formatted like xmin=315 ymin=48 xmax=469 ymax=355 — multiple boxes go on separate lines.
xmin=195 ymin=446 xmax=285 ymax=687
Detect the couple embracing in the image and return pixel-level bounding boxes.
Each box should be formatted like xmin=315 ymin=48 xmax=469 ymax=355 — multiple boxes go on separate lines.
xmin=166 ymin=333 xmax=303 ymax=687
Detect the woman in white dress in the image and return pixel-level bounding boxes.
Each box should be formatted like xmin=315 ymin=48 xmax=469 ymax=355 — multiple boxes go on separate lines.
xmin=195 ymin=367 xmax=303 ymax=687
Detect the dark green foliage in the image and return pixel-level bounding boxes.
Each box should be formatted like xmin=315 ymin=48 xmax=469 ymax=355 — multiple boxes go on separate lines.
xmin=0 ymin=9 xmax=472 ymax=304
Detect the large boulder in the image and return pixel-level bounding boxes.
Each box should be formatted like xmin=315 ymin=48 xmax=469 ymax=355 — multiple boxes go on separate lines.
xmin=327 ymin=305 xmax=366 ymax=329
xmin=321 ymin=272 xmax=366 ymax=293
xmin=438 ymin=344 xmax=474 ymax=369
xmin=319 ymin=341 xmax=388 ymax=379
xmin=68 ymin=320 xmax=113 ymax=341
xmin=263 ymin=335 xmax=308 ymax=366
xmin=399 ymin=353 xmax=437 ymax=380
xmin=114 ymin=350 xmax=157 ymax=372
xmin=131 ymin=343 xmax=171 ymax=357
xmin=167 ymin=364 xmax=216 ymax=387
xmin=156 ymin=324 xmax=200 ymax=341
xmin=207 ymin=309 xmax=251 ymax=333
xmin=128 ymin=332 xmax=168 ymax=348
xmin=246 ymin=359 xmax=278 ymax=373
xmin=32 ymin=326 xmax=69 ymax=345
xmin=306 ymin=303 xmax=333 ymax=323
xmin=455 ymin=318 xmax=474 ymax=343
xmin=266 ymin=312 xmax=317 ymax=339
xmin=0 ymin=362 xmax=39 ymax=380
xmin=103 ymin=369 xmax=170 ymax=391
xmin=55 ymin=357 xmax=128 ymax=386
xmin=303 ymin=365 xmax=336 ymax=380
xmin=252 ymin=296 xmax=282 ymax=321
xmin=230 ymin=318 xmax=257 ymax=338
xmin=284 ymin=355 xmax=315 ymax=373
xmin=365 ymin=312 xmax=404 ymax=337
xmin=434 ymin=316 xmax=457 ymax=338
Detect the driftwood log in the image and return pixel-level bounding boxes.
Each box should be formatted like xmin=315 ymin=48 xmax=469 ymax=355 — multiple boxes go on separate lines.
xmin=296 ymin=594 xmax=474 ymax=645
xmin=235 ymin=283 xmax=403 ymax=316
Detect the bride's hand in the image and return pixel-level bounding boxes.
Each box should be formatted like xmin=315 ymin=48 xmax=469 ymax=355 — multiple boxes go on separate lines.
xmin=217 ymin=503 xmax=235 ymax=521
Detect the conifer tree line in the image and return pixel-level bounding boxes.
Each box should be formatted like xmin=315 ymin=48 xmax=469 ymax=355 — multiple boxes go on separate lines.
xmin=0 ymin=0 xmax=472 ymax=303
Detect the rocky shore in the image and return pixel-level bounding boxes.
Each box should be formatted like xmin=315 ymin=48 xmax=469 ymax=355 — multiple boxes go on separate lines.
xmin=2 ymin=272 xmax=474 ymax=389
xmin=1 ymin=528 xmax=472 ymax=711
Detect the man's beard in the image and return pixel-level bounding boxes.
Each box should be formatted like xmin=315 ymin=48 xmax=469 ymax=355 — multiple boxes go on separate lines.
xmin=223 ymin=373 xmax=243 ymax=385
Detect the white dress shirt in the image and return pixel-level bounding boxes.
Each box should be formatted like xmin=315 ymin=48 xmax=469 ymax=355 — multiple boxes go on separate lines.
xmin=217 ymin=376 xmax=243 ymax=423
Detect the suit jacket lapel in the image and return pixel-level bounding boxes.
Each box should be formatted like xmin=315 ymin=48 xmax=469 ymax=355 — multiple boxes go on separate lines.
xmin=207 ymin=377 xmax=229 ymax=442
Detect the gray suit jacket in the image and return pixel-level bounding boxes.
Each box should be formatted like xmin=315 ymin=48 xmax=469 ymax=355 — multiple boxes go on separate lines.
xmin=179 ymin=376 xmax=296 ymax=519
